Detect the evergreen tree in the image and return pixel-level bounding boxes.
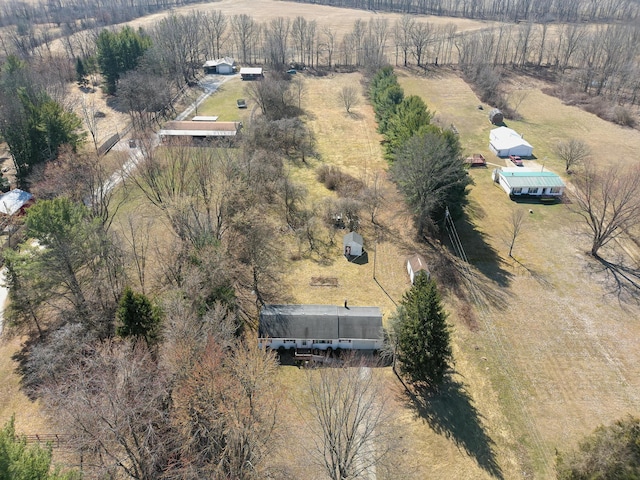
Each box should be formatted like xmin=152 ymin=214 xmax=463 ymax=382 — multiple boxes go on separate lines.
xmin=384 ymin=95 xmax=432 ymax=158
xmin=394 ymin=272 xmax=452 ymax=388
xmin=370 ymin=66 xmax=404 ymax=134
xmin=392 ymin=128 xmax=471 ymax=235
xmin=75 ymin=57 xmax=88 ymax=88
xmin=0 ymin=59 xmax=85 ymax=185
xmin=116 ymin=287 xmax=162 ymax=347
xmin=96 ymin=27 xmax=151 ymax=95
xmin=0 ymin=416 xmax=78 ymax=479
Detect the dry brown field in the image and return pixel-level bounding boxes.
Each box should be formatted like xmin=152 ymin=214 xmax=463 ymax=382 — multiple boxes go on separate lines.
xmin=100 ymin=0 xmax=496 ymax=37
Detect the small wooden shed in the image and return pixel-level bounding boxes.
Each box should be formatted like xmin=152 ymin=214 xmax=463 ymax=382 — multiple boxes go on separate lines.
xmin=343 ymin=232 xmax=363 ymax=258
xmin=489 ymin=108 xmax=504 ymax=125
xmin=240 ymin=67 xmax=264 ymax=80
xmin=407 ymin=254 xmax=429 ymax=284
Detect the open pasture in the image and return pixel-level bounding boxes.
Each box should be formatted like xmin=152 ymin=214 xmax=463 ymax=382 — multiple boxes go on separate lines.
xmin=399 ymin=69 xmax=640 ymax=477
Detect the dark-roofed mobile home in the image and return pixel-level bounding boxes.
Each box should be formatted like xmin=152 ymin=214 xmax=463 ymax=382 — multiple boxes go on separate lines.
xmin=258 ymin=304 xmax=383 ymax=354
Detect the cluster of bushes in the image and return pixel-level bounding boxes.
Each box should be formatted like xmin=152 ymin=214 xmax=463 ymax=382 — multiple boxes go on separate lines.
xmin=461 ymin=64 xmax=519 ymax=120
xmin=317 ymin=165 xmax=364 ymax=196
xmin=369 ymin=66 xmax=471 ymax=235
xmin=544 ymin=84 xmax=637 ymax=128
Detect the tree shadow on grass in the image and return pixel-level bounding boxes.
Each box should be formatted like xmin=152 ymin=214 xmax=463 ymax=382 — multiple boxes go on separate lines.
xmin=399 ymin=373 xmax=504 ymax=479
xmin=589 ymin=254 xmax=640 ymax=307
xmin=443 ymin=212 xmax=513 ymax=290
xmin=510 ymin=257 xmax=553 ymax=288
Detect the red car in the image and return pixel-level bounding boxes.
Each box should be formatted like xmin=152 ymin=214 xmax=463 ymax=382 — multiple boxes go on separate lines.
xmin=509 ymin=155 xmax=523 ymax=166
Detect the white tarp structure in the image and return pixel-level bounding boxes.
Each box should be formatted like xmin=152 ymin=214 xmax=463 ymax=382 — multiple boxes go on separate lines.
xmin=0 ymin=189 xmax=33 ymax=216
xmin=489 ymin=126 xmax=533 ymax=157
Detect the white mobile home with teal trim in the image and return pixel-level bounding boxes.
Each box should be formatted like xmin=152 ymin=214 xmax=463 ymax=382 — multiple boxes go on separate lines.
xmin=493 ymin=168 xmax=565 ymax=197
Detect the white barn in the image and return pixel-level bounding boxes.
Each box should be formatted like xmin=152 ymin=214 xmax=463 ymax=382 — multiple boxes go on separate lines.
xmin=493 ymin=168 xmax=565 ymax=197
xmin=258 ymin=304 xmax=384 ymax=354
xmin=489 ymin=127 xmax=533 ymax=157
xmin=343 ymin=231 xmax=363 ymax=257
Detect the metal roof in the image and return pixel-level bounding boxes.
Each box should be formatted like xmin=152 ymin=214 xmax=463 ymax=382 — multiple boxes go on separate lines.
xmin=499 ymin=170 xmax=565 ymax=188
xmin=192 ymin=116 xmax=219 ymax=121
xmin=343 ymin=231 xmax=363 ymax=246
xmin=0 ymin=189 xmax=33 ymax=215
xmin=490 ymin=126 xmax=533 ymax=150
xmin=159 ymin=121 xmax=241 ymax=137
xmin=259 ymin=304 xmax=382 ymax=340
xmin=203 ymin=57 xmax=235 ymax=67
xmin=240 ymin=67 xmax=263 ymax=75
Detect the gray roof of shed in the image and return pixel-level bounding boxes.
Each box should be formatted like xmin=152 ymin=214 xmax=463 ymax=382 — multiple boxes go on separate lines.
xmin=259 ymin=304 xmax=382 ymax=340
xmin=343 ymin=231 xmax=363 ymax=246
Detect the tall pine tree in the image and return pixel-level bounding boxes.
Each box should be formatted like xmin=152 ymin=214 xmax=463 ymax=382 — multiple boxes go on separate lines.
xmin=394 ymin=272 xmax=452 ymax=388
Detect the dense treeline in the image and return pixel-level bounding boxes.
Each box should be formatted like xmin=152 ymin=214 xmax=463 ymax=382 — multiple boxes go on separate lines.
xmin=0 ymin=0 xmax=205 ymax=30
xmin=287 ymin=0 xmax=639 ymax=23
xmin=4 ymin=9 xmax=640 ymax=114
xmin=370 ymin=66 xmax=471 ymax=234
xmin=0 ymin=56 xmax=84 ymax=187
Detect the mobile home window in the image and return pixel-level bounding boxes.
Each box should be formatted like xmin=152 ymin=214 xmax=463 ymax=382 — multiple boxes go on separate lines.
xmin=550 ymin=187 xmax=561 ymax=193
xmin=512 ymin=187 xmax=522 ymax=194
xmin=528 ymin=187 xmax=538 ymax=194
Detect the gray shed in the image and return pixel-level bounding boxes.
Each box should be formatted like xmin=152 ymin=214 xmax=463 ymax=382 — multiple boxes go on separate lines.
xmin=343 ymin=231 xmax=363 ymax=257
xmin=489 ymin=108 xmax=504 ymax=125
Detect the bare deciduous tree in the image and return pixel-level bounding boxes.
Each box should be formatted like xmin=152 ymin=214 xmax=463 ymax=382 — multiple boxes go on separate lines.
xmin=204 ymin=10 xmax=228 ymax=60
xmin=169 ymin=338 xmax=281 ymax=479
xmin=507 ymin=208 xmax=525 ymax=257
xmin=360 ymin=171 xmax=386 ymax=225
xmin=42 ymin=340 xmax=171 ymax=480
xmin=573 ymin=161 xmax=640 ymax=257
xmin=305 ymin=356 xmax=397 ymax=480
xmin=556 ymin=138 xmax=591 ymax=173
xmin=338 ymin=85 xmax=360 ymax=114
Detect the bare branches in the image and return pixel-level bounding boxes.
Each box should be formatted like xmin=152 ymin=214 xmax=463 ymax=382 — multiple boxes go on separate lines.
xmin=572 ymin=161 xmax=640 ymax=257
xmin=507 ymin=208 xmax=526 ymax=258
xmin=305 ymin=356 xmax=397 ymax=480
xmin=556 ymin=138 xmax=591 ymax=173
xmin=338 ymin=85 xmax=360 ymax=114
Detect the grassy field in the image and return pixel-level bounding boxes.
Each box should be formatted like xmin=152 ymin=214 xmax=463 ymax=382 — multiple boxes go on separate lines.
xmin=399 ymin=69 xmax=640 ymax=477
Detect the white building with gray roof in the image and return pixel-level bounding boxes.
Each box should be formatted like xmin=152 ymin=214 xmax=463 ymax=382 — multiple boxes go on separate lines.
xmin=258 ymin=304 xmax=383 ymax=354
